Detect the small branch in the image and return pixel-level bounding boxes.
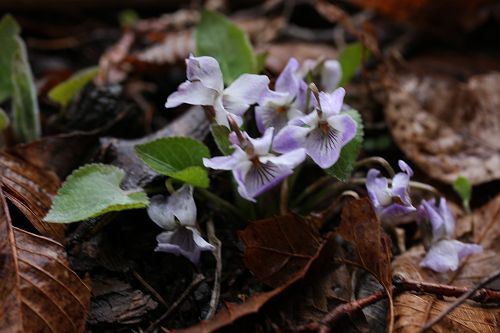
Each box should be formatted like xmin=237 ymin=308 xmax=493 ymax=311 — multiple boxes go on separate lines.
xmin=144 ymin=274 xmax=205 ymax=333
xmin=132 ymin=270 xmax=168 ymax=308
xmin=205 ymin=220 xmax=222 ymax=320
xmin=419 ymin=268 xmax=500 ymax=332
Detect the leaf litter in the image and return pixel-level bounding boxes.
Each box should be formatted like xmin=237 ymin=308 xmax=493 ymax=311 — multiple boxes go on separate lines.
xmin=0 ymin=2 xmax=500 ymax=333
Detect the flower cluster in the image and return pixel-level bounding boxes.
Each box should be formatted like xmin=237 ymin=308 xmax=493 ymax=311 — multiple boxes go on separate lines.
xmin=365 ymin=161 xmax=482 ymax=273
xmin=166 ymin=55 xmax=355 ymax=201
xmin=147 ymin=185 xmax=214 ymax=265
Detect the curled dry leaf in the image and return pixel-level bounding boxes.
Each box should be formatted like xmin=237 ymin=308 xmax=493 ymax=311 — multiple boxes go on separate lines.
xmin=238 ymin=214 xmax=322 ymax=287
xmin=392 ymin=194 xmax=500 ymax=331
xmin=0 ymin=188 xmax=91 ymax=333
xmin=385 ymin=72 xmax=500 ymax=185
xmin=0 ymin=152 xmax=64 ymax=242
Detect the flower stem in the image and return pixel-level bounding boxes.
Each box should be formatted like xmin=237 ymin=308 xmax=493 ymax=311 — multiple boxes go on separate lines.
xmin=165 ymin=178 xmax=175 ymax=194
xmin=354 ymin=156 xmax=396 ymax=177
xmin=196 ymin=188 xmax=247 ymax=222
xmin=280 ymin=178 xmax=289 ymax=214
xmin=350 ymin=177 xmax=439 ymax=196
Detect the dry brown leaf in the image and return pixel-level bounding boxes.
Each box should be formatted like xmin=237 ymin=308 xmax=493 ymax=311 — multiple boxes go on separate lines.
xmin=385 ymin=72 xmax=500 ymax=185
xmin=238 ymin=214 xmax=322 ymax=287
xmin=393 ymin=194 xmax=500 ymax=331
xmin=337 ymin=198 xmax=392 ymax=292
xmin=394 ymin=293 xmax=500 ymax=333
xmin=0 ymin=188 xmax=91 ymax=333
xmin=0 ymin=152 xmax=64 ymax=242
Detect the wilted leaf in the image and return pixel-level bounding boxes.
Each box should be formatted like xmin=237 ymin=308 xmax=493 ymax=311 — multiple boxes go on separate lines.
xmin=0 ymin=14 xmax=19 ymax=103
xmin=0 ymin=152 xmax=65 ymax=242
xmin=0 ymin=188 xmax=91 ymax=333
xmin=337 ymin=198 xmax=392 ymax=291
xmin=45 ymin=164 xmax=149 ymax=223
xmin=195 ymin=10 xmax=257 ymax=84
xmin=239 ymin=214 xmax=322 ymax=287
xmin=325 ymin=109 xmax=364 ymax=181
xmin=385 ymin=72 xmax=500 ymax=185
xmin=11 ymin=35 xmax=41 ymax=143
xmin=48 ymin=66 xmax=99 ymax=107
xmin=134 ymin=137 xmax=210 ymax=188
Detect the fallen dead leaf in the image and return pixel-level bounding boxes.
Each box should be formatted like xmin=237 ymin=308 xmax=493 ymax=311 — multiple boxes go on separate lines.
xmin=392 ymin=194 xmax=500 ymax=332
xmin=385 ymin=72 xmax=500 ymax=185
xmin=0 ymin=187 xmax=91 ymax=333
xmin=238 ymin=214 xmax=322 ymax=287
xmin=0 ymin=152 xmax=64 ymax=242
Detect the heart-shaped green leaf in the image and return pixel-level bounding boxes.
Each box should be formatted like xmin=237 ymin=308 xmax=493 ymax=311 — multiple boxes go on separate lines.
xmin=44 ymin=164 xmax=148 ymax=223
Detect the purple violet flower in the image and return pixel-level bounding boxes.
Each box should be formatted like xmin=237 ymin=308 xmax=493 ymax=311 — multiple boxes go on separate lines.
xmin=418 ymin=198 xmax=482 ymax=273
xmin=147 ymin=185 xmax=214 ymax=265
xmin=203 ymin=127 xmax=306 ymax=202
xmin=255 ymin=58 xmax=309 ymax=134
xmin=301 ymin=59 xmax=342 ymax=92
xmin=272 ymin=87 xmax=357 ymax=169
xmin=165 ymin=55 xmax=269 ymax=127
xmin=366 ymin=160 xmax=416 ymax=223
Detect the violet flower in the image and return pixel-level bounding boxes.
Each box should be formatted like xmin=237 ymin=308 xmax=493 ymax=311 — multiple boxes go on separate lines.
xmin=203 ymin=127 xmax=306 ymax=202
xmin=147 ymin=185 xmax=214 ymax=265
xmin=301 ymin=59 xmax=342 ymax=92
xmin=418 ymin=198 xmax=482 ymax=273
xmin=165 ymin=55 xmax=269 ymax=127
xmin=272 ymin=87 xmax=357 ymax=169
xmin=255 ymin=58 xmax=309 ymax=133
xmin=366 ymin=160 xmax=416 ymax=223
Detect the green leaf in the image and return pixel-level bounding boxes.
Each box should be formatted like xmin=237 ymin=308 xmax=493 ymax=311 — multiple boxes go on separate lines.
xmin=195 ymin=10 xmax=257 ymax=84
xmin=118 ymin=9 xmax=140 ymax=28
xmin=325 ymin=109 xmax=364 ymax=181
xmin=0 ymin=14 xmax=20 ymax=103
xmin=0 ymin=108 xmax=10 ymax=131
xmin=338 ymin=42 xmax=368 ymax=86
xmin=210 ymin=124 xmax=234 ymax=155
xmin=135 ymin=137 xmax=210 ymax=188
xmin=44 ymin=164 xmax=149 ymax=223
xmin=11 ymin=36 xmax=41 ymax=143
xmin=453 ymin=176 xmax=472 ymax=213
xmin=48 ymin=66 xmax=99 ymax=107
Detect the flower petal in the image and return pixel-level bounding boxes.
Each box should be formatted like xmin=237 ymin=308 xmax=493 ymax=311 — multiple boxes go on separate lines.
xmin=147 ymin=195 xmax=176 ymax=230
xmin=321 ymin=59 xmax=342 ymax=92
xmin=255 ymin=105 xmax=290 ymax=134
xmin=262 ymin=148 xmax=306 ymax=169
xmin=421 ymin=199 xmax=446 ymax=240
xmin=234 ymin=160 xmax=292 ymax=202
xmin=366 ymin=169 xmax=391 ymax=210
xmin=223 ymin=74 xmax=270 ymax=116
xmin=276 ymin=58 xmax=300 ymax=94
xmin=303 ymin=126 xmax=342 ymax=169
xmin=248 ymin=127 xmax=274 ymax=156
xmin=420 ymin=240 xmax=482 ymax=273
xmin=398 ymin=160 xmax=413 ymax=177
xmin=165 ymin=184 xmax=197 ymax=228
xmin=326 ymin=113 xmax=357 ymax=145
xmin=380 ymin=203 xmax=417 ymax=224
xmin=439 ymin=198 xmax=456 ymax=237
xmin=155 ymin=227 xmax=214 ymax=265
xmin=203 ymin=147 xmax=247 ymax=170
xmin=319 ymin=87 xmax=345 ymax=116
xmin=391 ymin=172 xmax=411 ymax=206
xmin=273 ymin=124 xmax=311 ymax=153
xmin=186 ymin=55 xmax=223 ymax=92
xmin=165 ymin=81 xmax=217 ymax=108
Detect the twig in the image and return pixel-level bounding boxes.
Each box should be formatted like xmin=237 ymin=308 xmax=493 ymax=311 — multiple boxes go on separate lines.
xmin=144 ymin=274 xmax=205 ymax=333
xmin=132 ymin=270 xmax=168 ymax=308
xmin=205 ymin=220 xmax=222 ymax=320
xmin=420 ymin=268 xmax=500 ymax=332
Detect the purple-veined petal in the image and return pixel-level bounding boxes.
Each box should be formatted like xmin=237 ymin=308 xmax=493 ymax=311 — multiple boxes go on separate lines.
xmin=303 ymin=125 xmax=343 ymax=169
xmin=233 ymin=160 xmax=292 ymax=202
xmin=326 ymin=113 xmax=357 ymax=145
xmin=321 ymin=60 xmax=342 ymax=92
xmin=147 ymin=195 xmax=177 ymax=231
xmin=276 ymin=58 xmax=300 ymax=94
xmin=255 ymin=105 xmax=290 ymax=134
xmin=398 ymin=160 xmax=413 ymax=177
xmin=248 ymin=127 xmax=274 ymax=156
xmin=420 ymin=240 xmax=482 ymax=273
xmin=222 ymin=74 xmax=270 ymax=116
xmin=293 ymin=80 xmax=310 ymax=112
xmin=155 ymin=227 xmax=214 ymax=265
xmin=203 ymin=147 xmax=247 ymax=170
xmin=165 ymin=81 xmax=217 ymax=108
xmin=261 ymin=148 xmax=306 ymax=169
xmin=319 ymin=87 xmax=345 ymax=116
xmin=366 ymin=169 xmax=391 ymax=210
xmin=273 ymin=124 xmax=311 ymax=153
xmin=186 ymin=55 xmax=223 ymax=92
